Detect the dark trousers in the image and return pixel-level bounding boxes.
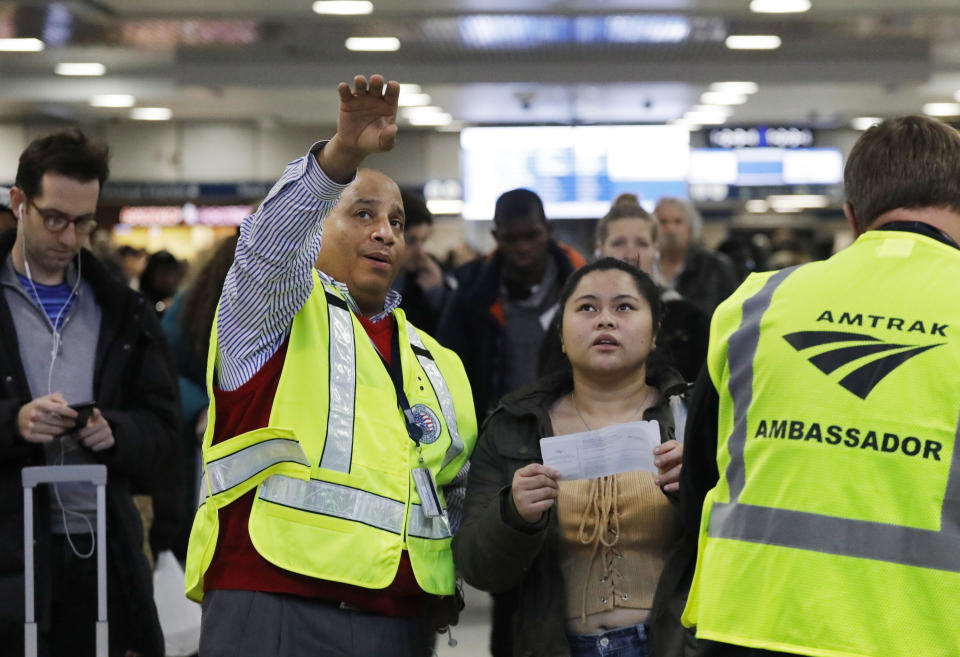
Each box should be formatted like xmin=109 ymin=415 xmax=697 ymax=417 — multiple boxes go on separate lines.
xmin=200 ymin=589 xmax=435 ymax=657
xmin=46 ymin=532 xmax=134 ymax=657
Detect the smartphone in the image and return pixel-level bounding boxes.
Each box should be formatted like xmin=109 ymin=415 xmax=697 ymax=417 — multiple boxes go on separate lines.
xmin=69 ymin=401 xmax=96 ymax=428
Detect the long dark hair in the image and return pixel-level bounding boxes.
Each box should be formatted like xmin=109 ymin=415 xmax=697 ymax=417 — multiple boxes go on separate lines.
xmin=177 ymin=234 xmax=239 ymax=357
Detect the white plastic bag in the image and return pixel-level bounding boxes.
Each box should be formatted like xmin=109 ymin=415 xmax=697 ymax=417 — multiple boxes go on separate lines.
xmin=152 ymin=550 xmax=201 ymax=656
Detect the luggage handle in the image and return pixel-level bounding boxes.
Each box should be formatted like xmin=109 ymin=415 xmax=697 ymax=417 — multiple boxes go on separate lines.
xmin=22 ymin=465 xmax=108 ymax=657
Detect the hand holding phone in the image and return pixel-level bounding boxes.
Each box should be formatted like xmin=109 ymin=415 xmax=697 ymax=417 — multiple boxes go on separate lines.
xmin=69 ymin=402 xmax=96 ymax=429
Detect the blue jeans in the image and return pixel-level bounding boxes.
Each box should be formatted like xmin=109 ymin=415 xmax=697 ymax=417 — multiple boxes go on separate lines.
xmin=567 ymin=623 xmax=649 ymax=657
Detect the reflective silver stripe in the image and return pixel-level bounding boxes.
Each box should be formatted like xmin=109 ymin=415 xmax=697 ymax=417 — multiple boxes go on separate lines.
xmin=406 ymin=323 xmax=464 ymax=468
xmin=408 ymin=505 xmax=453 ymax=540
xmin=320 ymin=288 xmax=356 ymax=473
xmin=259 ymin=475 xmax=405 ymax=534
xmin=723 ymin=267 xmax=798 ymax=502
xmin=710 ymin=501 xmax=960 ymax=573
xmin=205 ymin=438 xmax=310 ymax=498
xmin=942 ymin=407 xmax=960 ymax=535
xmin=197 ymin=473 xmax=209 ymax=507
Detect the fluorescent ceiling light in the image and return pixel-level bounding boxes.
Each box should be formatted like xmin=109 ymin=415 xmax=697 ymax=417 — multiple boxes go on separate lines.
xmin=767 ymin=194 xmax=829 ymax=209
xmin=399 ymin=84 xmax=421 ymax=95
xmin=0 ymin=38 xmax=44 ymax=52
xmin=750 ymin=0 xmax=811 ymax=13
xmin=710 ymin=81 xmax=759 ymax=94
xmin=925 ymin=102 xmax=960 ymax=117
xmin=684 ymin=110 xmax=728 ymax=125
xmin=55 ymin=62 xmax=107 ymax=76
xmin=408 ymin=113 xmax=453 ymax=127
xmin=90 ymin=94 xmax=136 ymax=108
xmin=345 ymin=37 xmax=400 ymax=52
xmin=691 ymin=105 xmax=732 ymax=116
xmin=745 ymin=200 xmax=770 ymax=213
xmin=131 ymin=107 xmax=172 ymax=121
xmin=426 ymin=199 xmax=464 ymax=215
xmin=403 ymin=106 xmax=445 ymax=117
xmin=700 ymin=91 xmax=747 ymax=105
xmin=312 ymin=1 xmax=374 ymax=15
xmin=850 ymin=116 xmax=882 ymax=131
xmin=398 ymin=93 xmax=432 ymax=107
xmin=725 ymin=35 xmax=782 ymax=50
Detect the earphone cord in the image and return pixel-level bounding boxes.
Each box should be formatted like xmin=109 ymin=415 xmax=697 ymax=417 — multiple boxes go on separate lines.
xmin=21 ymin=237 xmax=94 ymax=559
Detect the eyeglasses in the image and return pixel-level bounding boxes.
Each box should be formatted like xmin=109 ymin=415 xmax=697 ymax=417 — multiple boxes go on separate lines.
xmin=26 ymin=198 xmax=99 ymax=235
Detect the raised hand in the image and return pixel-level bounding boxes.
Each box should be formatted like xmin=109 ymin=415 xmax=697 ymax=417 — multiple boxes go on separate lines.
xmin=319 ymin=74 xmax=400 ymax=182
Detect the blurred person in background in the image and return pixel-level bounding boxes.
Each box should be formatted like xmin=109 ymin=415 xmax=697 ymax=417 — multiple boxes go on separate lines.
xmin=393 ymin=190 xmax=457 ymax=335
xmin=593 ymin=194 xmax=708 ymax=384
xmin=653 ymin=198 xmax=737 ymax=317
xmin=160 ymin=233 xmax=238 ymax=560
xmin=439 ymin=188 xmax=586 ymax=421
xmin=453 ymin=258 xmax=693 ymax=657
xmin=0 ymin=129 xmax=178 ymax=657
xmin=184 ymin=75 xmax=476 ymax=657
xmin=116 ymin=244 xmax=148 ymax=291
xmin=140 ymin=249 xmax=185 ymax=316
xmin=0 ymin=187 xmax=16 ymax=234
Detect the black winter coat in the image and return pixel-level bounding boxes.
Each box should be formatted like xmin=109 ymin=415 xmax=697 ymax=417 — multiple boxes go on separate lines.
xmin=0 ymin=230 xmax=180 ymax=657
xmin=452 ymin=366 xmax=697 ymax=657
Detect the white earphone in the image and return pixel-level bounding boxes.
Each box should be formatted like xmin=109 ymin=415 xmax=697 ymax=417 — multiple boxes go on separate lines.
xmin=18 ymin=203 xmax=24 ymax=221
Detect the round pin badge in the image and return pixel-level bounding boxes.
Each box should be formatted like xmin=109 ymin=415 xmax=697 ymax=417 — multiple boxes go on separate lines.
xmin=410 ymin=404 xmax=443 ymax=444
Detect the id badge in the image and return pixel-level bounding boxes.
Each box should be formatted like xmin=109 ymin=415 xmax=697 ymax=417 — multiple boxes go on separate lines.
xmin=412 ymin=466 xmax=444 ymax=518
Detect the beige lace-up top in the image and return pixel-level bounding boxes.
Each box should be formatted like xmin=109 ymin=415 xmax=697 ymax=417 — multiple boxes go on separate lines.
xmin=556 ymin=470 xmax=681 ymax=627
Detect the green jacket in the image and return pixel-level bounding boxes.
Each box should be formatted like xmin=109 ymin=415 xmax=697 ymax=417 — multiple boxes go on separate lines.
xmin=452 ymin=366 xmax=697 ymax=657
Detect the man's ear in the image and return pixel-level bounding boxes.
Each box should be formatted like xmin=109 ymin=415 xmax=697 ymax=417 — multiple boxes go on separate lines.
xmin=9 ymin=186 xmax=24 ymax=218
xmin=843 ymin=203 xmax=862 ymax=238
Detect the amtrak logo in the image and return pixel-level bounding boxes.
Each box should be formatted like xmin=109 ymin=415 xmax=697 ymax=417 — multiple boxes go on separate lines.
xmin=410 ymin=404 xmax=442 ymax=444
xmin=783 ymin=330 xmax=945 ymax=399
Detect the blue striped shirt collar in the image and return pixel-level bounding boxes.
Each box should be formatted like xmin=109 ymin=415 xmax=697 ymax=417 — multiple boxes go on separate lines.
xmin=316 ymin=269 xmax=401 ymax=323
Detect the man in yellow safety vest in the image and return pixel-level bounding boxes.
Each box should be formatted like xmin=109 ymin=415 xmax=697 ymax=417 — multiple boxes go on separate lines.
xmin=184 ymin=74 xmax=477 ymax=657
xmin=679 ymin=115 xmax=960 ymax=657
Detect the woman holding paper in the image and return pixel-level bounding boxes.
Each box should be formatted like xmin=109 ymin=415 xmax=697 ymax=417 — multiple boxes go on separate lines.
xmin=453 ymin=258 xmax=693 ymax=657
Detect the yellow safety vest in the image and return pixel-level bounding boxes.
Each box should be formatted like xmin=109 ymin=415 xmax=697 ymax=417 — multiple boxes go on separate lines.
xmin=683 ymin=230 xmax=960 ymax=657
xmin=185 ymin=272 xmax=477 ymax=602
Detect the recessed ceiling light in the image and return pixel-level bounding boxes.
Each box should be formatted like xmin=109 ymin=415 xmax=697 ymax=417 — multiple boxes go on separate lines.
xmin=725 ymin=35 xmax=782 ymax=50
xmin=345 ymin=37 xmax=400 ymax=52
xmin=55 ymin=62 xmax=106 ymax=76
xmin=710 ymin=81 xmax=759 ymax=94
xmin=750 ymin=0 xmax=811 ymax=13
xmin=312 ymin=1 xmax=374 ymax=15
xmin=850 ymin=117 xmax=882 ymax=131
xmin=700 ymin=91 xmax=748 ymax=105
xmin=691 ymin=105 xmax=732 ymax=116
xmin=0 ymin=38 xmax=44 ymax=52
xmin=90 ymin=94 xmax=136 ymax=108
xmin=131 ymin=107 xmax=172 ymax=121
xmin=398 ymin=93 xmax=432 ymax=107
xmin=923 ymin=102 xmax=960 ymax=117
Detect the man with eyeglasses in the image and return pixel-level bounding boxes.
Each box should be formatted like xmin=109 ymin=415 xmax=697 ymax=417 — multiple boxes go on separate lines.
xmin=0 ymin=129 xmax=178 ymax=657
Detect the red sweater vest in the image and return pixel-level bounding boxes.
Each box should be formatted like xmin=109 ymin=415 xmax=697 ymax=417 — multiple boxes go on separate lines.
xmin=203 ymin=315 xmax=426 ymax=616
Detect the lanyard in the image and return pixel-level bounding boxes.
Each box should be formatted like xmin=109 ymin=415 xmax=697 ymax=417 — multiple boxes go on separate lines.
xmin=373 ymin=328 xmax=424 ymax=448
